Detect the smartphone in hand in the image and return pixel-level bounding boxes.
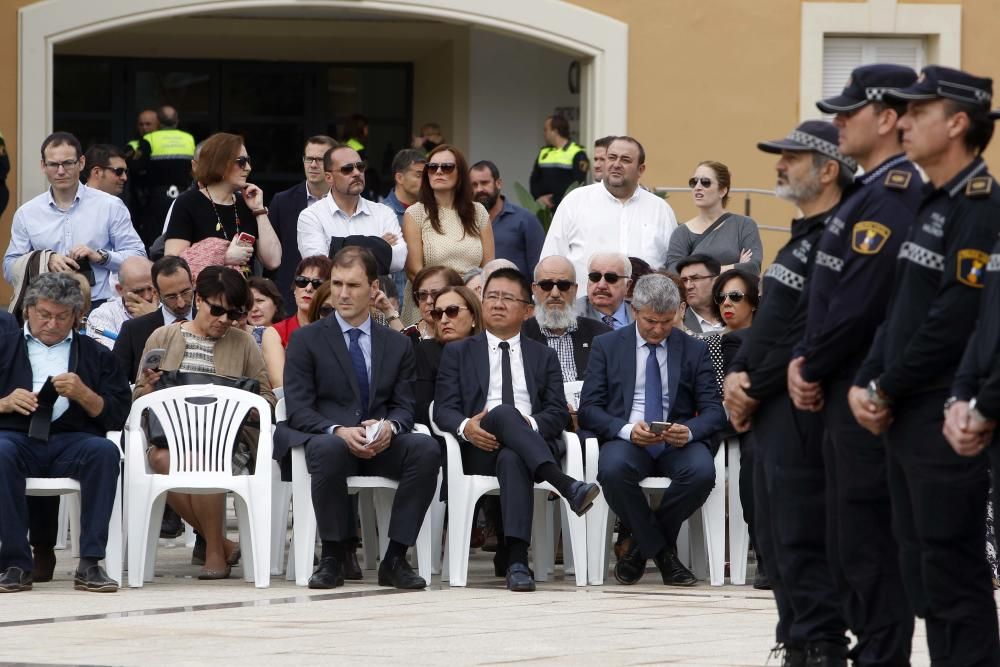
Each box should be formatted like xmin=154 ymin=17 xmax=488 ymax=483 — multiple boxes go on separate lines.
xmin=648 ymin=421 xmax=672 ymax=434
xmin=141 ymin=348 xmax=167 ymax=372
xmin=235 ymin=232 xmax=256 ymax=247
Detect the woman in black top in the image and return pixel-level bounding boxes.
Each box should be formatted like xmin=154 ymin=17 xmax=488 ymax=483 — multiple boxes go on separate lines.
xmin=164 ymin=132 xmax=280 ymax=273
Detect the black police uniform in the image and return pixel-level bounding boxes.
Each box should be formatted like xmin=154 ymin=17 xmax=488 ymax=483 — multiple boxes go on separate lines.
xmin=730 ymin=206 xmax=849 ymax=656
xmin=793 ymin=153 xmax=922 ymax=665
xmin=529 ymin=141 xmax=588 ymax=209
xmin=854 ymin=157 xmax=1000 ymax=665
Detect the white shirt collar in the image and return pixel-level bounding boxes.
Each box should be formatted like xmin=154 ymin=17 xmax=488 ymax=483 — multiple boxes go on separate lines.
xmin=600 ymin=181 xmax=642 ymax=204
xmin=24 ymin=322 xmax=73 ymax=347
xmin=327 ymin=191 xmax=372 ymax=218
xmin=485 ymin=330 xmax=520 ymax=350
xmin=635 ymin=327 xmax=667 ymax=350
xmin=335 ymin=311 xmax=372 ymax=335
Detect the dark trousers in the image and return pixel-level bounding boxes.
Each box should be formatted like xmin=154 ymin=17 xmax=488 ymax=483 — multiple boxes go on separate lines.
xmin=462 ymin=405 xmax=563 ymax=543
xmin=28 ymin=495 xmax=60 ymax=547
xmin=737 ymin=434 xmax=756 ymax=551
xmin=597 ymin=438 xmax=715 ymax=559
xmin=886 ymin=390 xmax=1000 ymax=666
xmin=822 ymin=379 xmax=912 ymax=666
xmin=306 ymin=431 xmax=439 ymax=546
xmin=0 ymin=431 xmax=120 ymax=571
xmin=753 ymin=393 xmax=846 ymax=648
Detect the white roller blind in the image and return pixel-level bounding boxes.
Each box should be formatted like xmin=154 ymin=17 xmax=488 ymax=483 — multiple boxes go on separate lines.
xmin=822 ymin=37 xmax=926 ymax=103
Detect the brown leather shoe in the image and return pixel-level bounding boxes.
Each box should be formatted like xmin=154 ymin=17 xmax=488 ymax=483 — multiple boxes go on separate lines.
xmin=32 ymin=545 xmax=56 ymax=583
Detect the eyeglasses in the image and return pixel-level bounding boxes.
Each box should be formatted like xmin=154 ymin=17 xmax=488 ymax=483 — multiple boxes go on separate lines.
xmin=714 ymin=290 xmax=746 ymax=304
xmin=415 ymin=288 xmax=443 ymax=302
xmin=688 ymin=177 xmax=713 ymax=188
xmin=430 ymin=305 xmax=470 ymax=321
xmin=32 ymin=307 xmax=75 ymax=324
xmin=483 ymin=292 xmax=531 ymax=306
xmin=204 ymin=300 xmax=246 ymax=321
xmin=336 ymin=161 xmax=367 ymax=175
xmin=302 ymin=156 xmax=325 ymax=165
xmin=44 ymin=159 xmax=80 ymax=171
xmin=535 ymin=279 xmax=575 ymax=293
xmin=234 ymin=156 xmax=252 ymax=169
xmin=426 ymin=162 xmax=457 ymax=174
xmin=318 ymin=305 xmax=335 ymax=318
xmin=102 ymin=166 xmax=128 ymax=176
xmin=680 ymin=274 xmax=717 ymax=285
xmin=159 ymin=287 xmax=193 ymax=303
xmin=588 ymin=272 xmax=627 ymax=284
xmin=294 ymin=276 xmax=324 ymax=290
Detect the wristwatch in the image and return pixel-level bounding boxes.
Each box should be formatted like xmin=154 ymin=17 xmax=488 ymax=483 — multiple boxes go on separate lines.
xmin=943 ymin=395 xmax=959 ymax=417
xmin=386 ymin=311 xmax=400 ymax=322
xmin=866 ymin=378 xmax=891 ymax=408
xmin=251 ymin=207 xmax=269 ymax=218
xmin=95 ymin=248 xmax=110 ymax=265
xmin=969 ymin=397 xmax=987 ymax=423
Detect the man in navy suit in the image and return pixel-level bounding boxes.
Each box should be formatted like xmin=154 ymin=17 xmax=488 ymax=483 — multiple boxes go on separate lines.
xmin=435 ymin=267 xmax=600 ymax=592
xmin=579 ymin=273 xmax=726 ymax=586
xmin=275 ymin=246 xmax=439 ymax=590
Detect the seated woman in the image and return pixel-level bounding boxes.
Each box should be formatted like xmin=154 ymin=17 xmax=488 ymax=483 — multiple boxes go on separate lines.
xmin=134 ymin=266 xmax=275 ymax=580
xmin=401 ymin=265 xmax=463 ymax=342
xmin=246 ymin=276 xmax=283 ymax=347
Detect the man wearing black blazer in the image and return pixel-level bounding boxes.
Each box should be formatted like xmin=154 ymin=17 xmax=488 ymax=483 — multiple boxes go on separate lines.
xmin=275 ymin=247 xmax=439 ymax=590
xmin=579 ymin=273 xmax=726 ymax=586
xmin=434 ymin=267 xmax=600 ymax=592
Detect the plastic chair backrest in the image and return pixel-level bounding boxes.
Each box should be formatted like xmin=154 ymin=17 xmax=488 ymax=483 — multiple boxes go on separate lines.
xmin=563 ymin=380 xmax=584 ymax=411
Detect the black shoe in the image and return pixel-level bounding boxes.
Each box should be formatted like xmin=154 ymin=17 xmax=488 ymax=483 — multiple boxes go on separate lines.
xmin=31 ymin=545 xmax=56 ymax=583
xmin=191 ymin=533 xmax=207 ymax=566
xmin=804 ymin=642 xmax=847 ymax=667
xmin=378 ymin=555 xmax=426 ymax=590
xmin=653 ymin=548 xmax=697 ymax=587
xmin=343 ymin=546 xmax=363 ymax=580
xmin=772 ymin=644 xmax=806 ymax=667
xmin=613 ymin=542 xmax=647 ymax=585
xmin=0 ymin=566 xmax=32 ymax=593
xmin=160 ymin=506 xmax=183 ymax=539
xmin=565 ymin=481 xmax=600 ymax=516
xmin=73 ymin=565 xmax=118 ymax=593
xmin=505 ymin=562 xmax=536 ymax=592
xmin=308 ymin=556 xmax=345 ymax=589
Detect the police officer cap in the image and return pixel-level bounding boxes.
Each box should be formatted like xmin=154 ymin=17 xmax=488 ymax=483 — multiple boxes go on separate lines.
xmin=757 ymin=120 xmax=858 ymax=174
xmin=816 ymin=64 xmax=918 ymax=113
xmin=884 ymin=65 xmax=993 ymax=109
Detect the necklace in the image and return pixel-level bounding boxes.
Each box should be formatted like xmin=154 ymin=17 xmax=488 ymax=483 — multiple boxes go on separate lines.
xmin=203 ymin=186 xmax=241 ymax=241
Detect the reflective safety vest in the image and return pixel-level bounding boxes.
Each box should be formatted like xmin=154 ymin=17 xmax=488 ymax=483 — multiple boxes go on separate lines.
xmin=345 ymin=137 xmax=365 ymax=153
xmin=536 ymin=141 xmax=585 ymax=169
xmin=144 ymin=129 xmax=196 ymax=160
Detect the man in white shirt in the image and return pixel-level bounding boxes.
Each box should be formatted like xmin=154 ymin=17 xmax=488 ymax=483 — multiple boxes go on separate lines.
xmin=297 ymin=145 xmax=406 ymax=271
xmin=85 ymin=256 xmax=157 ymax=349
xmin=676 ymin=254 xmax=724 ymax=334
xmin=540 ymin=136 xmax=677 ymax=283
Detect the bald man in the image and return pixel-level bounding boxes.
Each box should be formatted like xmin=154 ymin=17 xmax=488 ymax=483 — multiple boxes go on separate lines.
xmin=85 ymin=256 xmax=158 ymax=349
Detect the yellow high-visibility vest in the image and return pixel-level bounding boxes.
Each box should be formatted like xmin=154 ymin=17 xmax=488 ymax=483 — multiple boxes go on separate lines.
xmin=144 ymin=129 xmax=196 ymax=160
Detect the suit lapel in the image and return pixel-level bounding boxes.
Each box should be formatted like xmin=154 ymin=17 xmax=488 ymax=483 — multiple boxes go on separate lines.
xmin=324 ymin=318 xmax=361 ymax=400
xmin=472 ymin=332 xmax=490 ymax=399
xmin=621 ymin=326 xmax=637 ymax=412
xmin=570 ymin=328 xmax=586 ymax=381
xmin=666 ymin=329 xmax=682 ymax=417
xmin=521 ymin=338 xmax=539 ymax=408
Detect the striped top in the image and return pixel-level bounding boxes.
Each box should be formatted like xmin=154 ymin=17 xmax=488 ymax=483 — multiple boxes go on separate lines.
xmin=179 ymin=328 xmax=217 ymax=374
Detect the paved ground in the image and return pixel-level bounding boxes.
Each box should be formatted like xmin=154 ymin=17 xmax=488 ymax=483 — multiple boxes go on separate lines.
xmin=0 ymin=532 xmax=942 ymax=666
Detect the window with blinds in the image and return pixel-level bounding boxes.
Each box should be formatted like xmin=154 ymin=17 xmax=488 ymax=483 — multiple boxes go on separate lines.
xmin=822 ymin=37 xmax=927 ymax=103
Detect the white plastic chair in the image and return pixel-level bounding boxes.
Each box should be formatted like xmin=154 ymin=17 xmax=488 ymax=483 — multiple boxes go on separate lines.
xmin=584 ymin=436 xmax=726 ymax=586
xmin=726 ymin=436 xmax=751 ymax=585
xmin=124 ymin=385 xmax=273 ymax=588
xmin=430 ymin=401 xmax=588 ymax=587
xmin=270 ymin=399 xmax=293 ymax=576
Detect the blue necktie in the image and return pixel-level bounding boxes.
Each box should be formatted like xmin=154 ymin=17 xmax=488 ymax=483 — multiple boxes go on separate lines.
xmin=348 ymin=328 xmax=370 ymax=420
xmin=644 ymin=342 xmax=665 ymax=459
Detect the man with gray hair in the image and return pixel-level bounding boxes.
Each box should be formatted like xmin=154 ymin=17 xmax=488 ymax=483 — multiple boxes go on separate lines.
xmin=0 ymin=273 xmax=131 ymax=594
xmin=576 ymin=252 xmax=633 ymax=329
xmin=579 ymin=273 xmax=726 ymax=586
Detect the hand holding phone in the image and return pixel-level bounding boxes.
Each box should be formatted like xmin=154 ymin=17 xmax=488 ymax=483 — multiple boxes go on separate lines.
xmin=648 ymin=421 xmax=672 ymax=434
xmin=141 ymin=348 xmax=167 ymax=372
xmin=235 ymin=232 xmax=256 ymax=247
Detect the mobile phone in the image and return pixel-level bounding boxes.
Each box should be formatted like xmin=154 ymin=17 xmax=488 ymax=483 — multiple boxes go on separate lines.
xmin=235 ymin=232 xmax=256 ymax=247
xmin=141 ymin=348 xmax=167 ymax=372
xmin=75 ymin=256 xmax=96 ymax=286
xmin=649 ymin=421 xmax=672 ymax=434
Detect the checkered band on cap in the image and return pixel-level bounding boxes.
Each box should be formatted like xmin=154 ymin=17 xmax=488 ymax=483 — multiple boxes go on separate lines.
xmin=939 ymin=80 xmax=993 ymax=105
xmin=865 ymin=87 xmax=890 ymax=101
xmin=787 ymin=130 xmax=858 ymax=172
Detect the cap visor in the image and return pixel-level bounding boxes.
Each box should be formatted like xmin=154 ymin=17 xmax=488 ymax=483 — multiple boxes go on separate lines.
xmin=757 ymin=139 xmax=810 ymax=154
xmin=990 ymin=109 xmax=1000 ymax=121
xmin=816 ymin=95 xmax=867 ymax=113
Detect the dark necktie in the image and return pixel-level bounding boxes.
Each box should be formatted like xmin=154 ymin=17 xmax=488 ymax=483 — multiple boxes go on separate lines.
xmin=602 ymin=314 xmax=615 ymax=328
xmin=499 ymin=341 xmax=515 ymax=406
xmin=644 ymin=342 xmax=665 ymax=459
xmin=348 ymin=328 xmax=370 ymax=419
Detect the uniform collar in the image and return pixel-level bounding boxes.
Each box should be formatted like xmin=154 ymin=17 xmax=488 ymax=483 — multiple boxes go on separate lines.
xmin=860 ymin=153 xmax=910 ymax=186
xmin=941 ymin=157 xmax=988 ymax=198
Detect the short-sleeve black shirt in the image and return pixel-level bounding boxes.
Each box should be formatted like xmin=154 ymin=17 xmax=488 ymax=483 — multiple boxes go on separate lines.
xmin=165 ymin=188 xmax=259 ymax=245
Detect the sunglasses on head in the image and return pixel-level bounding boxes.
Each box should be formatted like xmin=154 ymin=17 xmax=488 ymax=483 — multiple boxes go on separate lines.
xmin=714 ymin=290 xmax=746 ymax=304
xmin=234 ymin=156 xmax=252 ymax=169
xmin=102 ymin=166 xmax=128 ymax=176
xmin=294 ymin=275 xmax=324 ymax=290
xmin=204 ymin=300 xmax=246 ymax=320
xmin=535 ymin=279 xmax=574 ymax=293
xmin=336 ymin=161 xmax=367 ymax=175
xmin=430 ymin=304 xmax=470 ymax=321
xmin=688 ymin=177 xmax=713 ymax=188
xmin=588 ymin=271 xmax=626 ymax=284
xmin=426 ymin=162 xmax=457 ymax=174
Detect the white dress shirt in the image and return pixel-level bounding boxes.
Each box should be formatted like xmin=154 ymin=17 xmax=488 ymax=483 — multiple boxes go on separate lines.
xmin=85 ymin=297 xmax=130 ymax=349
xmin=618 ymin=331 xmax=669 ymax=441
xmin=693 ymin=310 xmax=725 ymax=334
xmin=458 ymin=332 xmax=538 ymax=438
xmin=296 ymin=192 xmax=407 ymax=271
xmin=540 ymin=182 xmax=678 ymax=286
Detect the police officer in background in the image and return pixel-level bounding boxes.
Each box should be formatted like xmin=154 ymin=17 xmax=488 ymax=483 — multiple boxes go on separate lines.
xmin=849 ymin=66 xmax=1000 ymax=666
xmin=529 ymin=114 xmax=588 ymax=211
xmin=725 ymin=121 xmax=855 ymax=667
xmin=787 ymin=64 xmax=921 ymax=666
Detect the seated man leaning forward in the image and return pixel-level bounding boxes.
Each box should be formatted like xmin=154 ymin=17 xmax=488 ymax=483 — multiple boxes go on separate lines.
xmin=434 ymin=267 xmax=601 ymax=593
xmin=0 ymin=273 xmax=131 ymax=593
xmin=579 ymin=273 xmax=726 ymax=586
xmin=275 ymin=246 xmax=440 ymax=590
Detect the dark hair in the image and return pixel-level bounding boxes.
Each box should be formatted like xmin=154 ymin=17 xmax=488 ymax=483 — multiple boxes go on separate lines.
xmin=307 ymin=281 xmax=333 ymax=323
xmin=296 ymin=254 xmax=334 ymax=280
xmin=812 ymin=153 xmax=856 ymax=191
xmin=660 ymin=271 xmax=687 ymax=304
xmin=332 ymin=246 xmax=378 ymax=283
xmin=324 ymin=144 xmax=366 ymax=173
xmin=196 ymin=266 xmax=251 ymax=311
xmin=41 ymin=132 xmax=82 ymax=160
xmin=157 ymin=106 xmax=179 ymax=128
xmin=676 ymin=253 xmax=721 ymax=277
xmin=305 ymin=135 xmax=338 ymax=152
xmin=418 ymin=144 xmax=479 ymax=238
xmin=627 ymin=256 xmax=652 ymax=299
xmin=697 ymin=160 xmax=731 ymax=206
xmin=151 ymin=255 xmax=192 ymax=290
xmin=412 ymin=265 xmax=463 ymax=297
xmin=547 ymin=115 xmax=571 ymax=139
xmin=378 ymin=275 xmax=399 ymax=301
xmin=247 ymin=277 xmax=284 ymax=323
xmin=710 ymin=269 xmax=761 ymax=321
xmin=609 ymin=136 xmax=646 ymax=165
xmin=433 ymin=286 xmax=484 ymax=340
xmin=84 ymin=144 xmax=125 ymax=173
xmin=342 ymin=114 xmax=368 ymax=142
xmin=470 ymin=160 xmax=500 ymax=180
xmin=944 ymin=99 xmax=996 ymax=154
xmin=392 ymin=148 xmax=427 ymax=176
xmin=483 ymin=267 xmax=531 ymax=302
xmin=594 ymin=135 xmax=615 ymax=150
xmin=194 ymin=132 xmax=244 ymax=186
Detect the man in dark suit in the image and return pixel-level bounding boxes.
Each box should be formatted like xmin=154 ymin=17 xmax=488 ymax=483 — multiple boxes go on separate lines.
xmin=575 ymin=252 xmax=633 ymax=330
xmin=434 ymin=267 xmax=600 ymax=592
xmin=579 ymin=273 xmax=726 ymax=586
xmin=275 ymin=246 xmax=439 ymax=590
xmin=269 ymin=135 xmax=338 ymax=306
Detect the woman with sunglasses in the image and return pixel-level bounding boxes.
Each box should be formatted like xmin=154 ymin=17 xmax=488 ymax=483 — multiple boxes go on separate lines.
xmin=400 ymin=144 xmax=495 ymax=324
xmin=245 ymin=277 xmax=283 ymax=347
xmin=401 ymin=265 xmax=464 ymax=342
xmin=664 ymin=161 xmax=763 ymax=275
xmin=134 ymin=266 xmax=275 ymax=580
xmin=164 ymin=132 xmax=281 ymax=276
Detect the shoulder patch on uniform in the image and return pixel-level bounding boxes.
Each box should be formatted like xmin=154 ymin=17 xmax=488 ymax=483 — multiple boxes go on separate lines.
xmin=851 ymin=221 xmax=891 ymax=255
xmin=956 ymin=249 xmax=989 ymax=287
xmin=577 ymin=158 xmax=590 ymax=173
xmin=965 ymin=176 xmax=992 ymax=198
xmin=883 ymin=170 xmax=911 ymax=190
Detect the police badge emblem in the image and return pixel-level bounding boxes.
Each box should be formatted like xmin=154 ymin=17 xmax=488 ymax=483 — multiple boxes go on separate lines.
xmin=956 ymin=249 xmax=989 ymax=287
xmin=851 ymin=221 xmax=891 ymax=255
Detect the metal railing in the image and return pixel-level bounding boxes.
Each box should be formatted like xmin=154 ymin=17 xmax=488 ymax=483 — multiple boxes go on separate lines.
xmin=654 ymin=187 xmax=790 ymax=233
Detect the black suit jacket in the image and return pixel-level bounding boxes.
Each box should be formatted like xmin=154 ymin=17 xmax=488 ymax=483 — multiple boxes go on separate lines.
xmin=273 ymin=316 xmax=418 ymax=462
xmin=270 ymin=181 xmax=310 ymax=306
xmin=521 ymin=316 xmax=612 ymax=381
xmin=113 ymin=308 xmax=166 ymax=383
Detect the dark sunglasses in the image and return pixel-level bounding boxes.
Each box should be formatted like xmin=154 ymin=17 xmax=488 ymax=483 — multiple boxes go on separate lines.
xmin=426 ymin=162 xmax=457 ymax=174
xmin=588 ymin=271 xmax=626 ymax=284
xmin=337 ymin=161 xmax=367 ymax=175
xmin=714 ymin=290 xmax=746 ymax=304
xmin=688 ymin=177 xmax=713 ymax=188
xmin=102 ymin=166 xmax=128 ymax=176
xmin=204 ymin=300 xmax=246 ymax=320
xmin=234 ymin=156 xmax=252 ymax=169
xmin=430 ymin=305 xmax=470 ymax=321
xmin=415 ymin=288 xmax=443 ymax=302
xmin=294 ymin=275 xmax=324 ymax=290
xmin=318 ymin=305 xmax=335 ymax=318
xmin=535 ymin=279 xmax=575 ymax=293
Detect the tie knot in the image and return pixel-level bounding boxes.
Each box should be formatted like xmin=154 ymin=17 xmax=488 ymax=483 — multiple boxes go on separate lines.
xmin=498 ymin=341 xmax=510 ymax=351
xmin=348 ymin=328 xmax=363 ymax=342
xmin=646 ymin=342 xmax=659 ymax=354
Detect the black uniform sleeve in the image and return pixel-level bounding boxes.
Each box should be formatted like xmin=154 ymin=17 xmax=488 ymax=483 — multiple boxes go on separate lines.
xmin=974 ymin=351 xmax=1000 ymax=420
xmin=854 ymin=323 xmax=888 ymax=387
xmin=571 ymin=150 xmax=589 ymax=186
xmin=951 ymin=329 xmax=981 ymax=402
xmin=529 ymin=154 xmax=544 ymax=200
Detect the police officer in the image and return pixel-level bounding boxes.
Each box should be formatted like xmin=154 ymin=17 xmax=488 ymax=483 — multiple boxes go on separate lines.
xmin=341 ymin=113 xmax=380 ymax=201
xmin=724 ymin=121 xmax=855 ymax=667
xmin=849 ymin=66 xmax=1000 ymax=666
xmin=132 ymin=105 xmax=195 ymax=249
xmin=529 ymin=114 xmax=588 ymax=210
xmin=786 ymin=65 xmax=921 ymax=666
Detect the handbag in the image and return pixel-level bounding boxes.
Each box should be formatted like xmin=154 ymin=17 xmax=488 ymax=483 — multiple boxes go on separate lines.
xmin=142 ymin=370 xmax=261 ymax=447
